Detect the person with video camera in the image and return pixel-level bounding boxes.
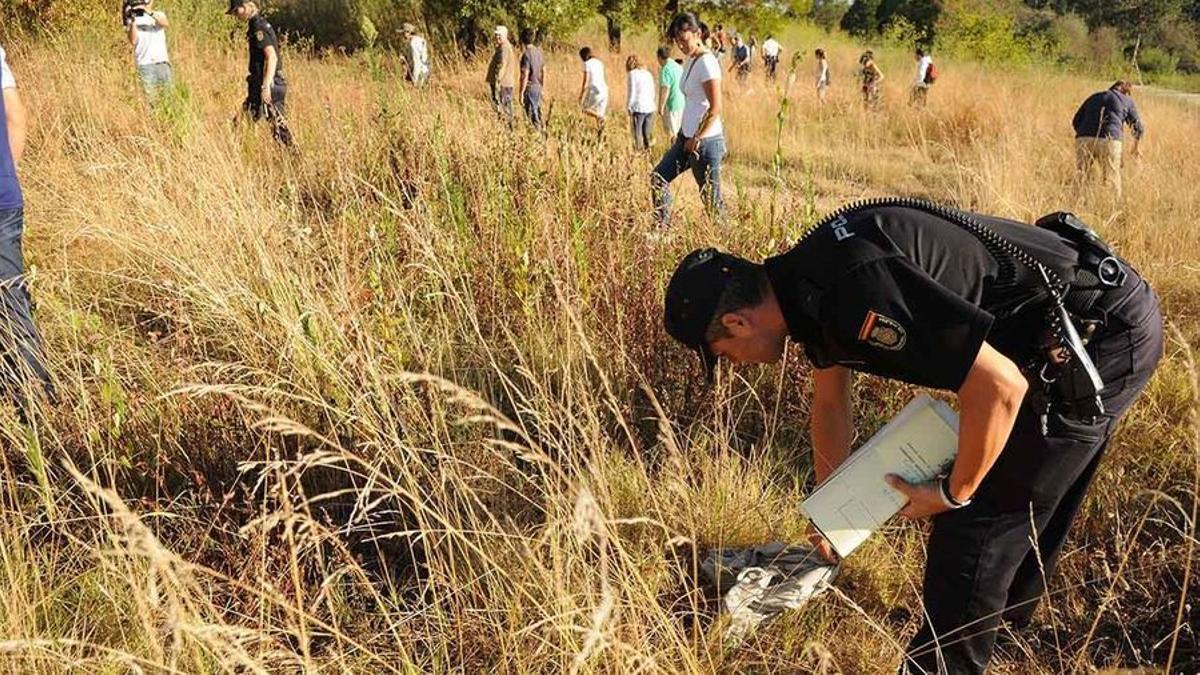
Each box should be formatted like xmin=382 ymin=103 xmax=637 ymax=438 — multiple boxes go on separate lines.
xmin=227 ymin=0 xmax=292 ymax=147
xmin=123 ymin=0 xmax=172 ymax=99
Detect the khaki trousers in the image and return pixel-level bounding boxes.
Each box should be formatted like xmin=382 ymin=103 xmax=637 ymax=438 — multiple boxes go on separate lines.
xmin=1075 ymin=137 xmax=1123 ymax=197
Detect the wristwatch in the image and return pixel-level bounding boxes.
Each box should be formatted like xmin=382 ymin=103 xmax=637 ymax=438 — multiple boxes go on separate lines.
xmin=938 ymin=475 xmax=973 ymax=509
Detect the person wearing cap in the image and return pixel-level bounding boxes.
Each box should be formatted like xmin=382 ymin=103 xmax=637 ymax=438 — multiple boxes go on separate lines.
xmin=123 ymin=0 xmax=173 ymax=99
xmin=227 ymin=0 xmax=292 ymax=146
xmin=400 ymin=23 xmax=431 ymax=87
xmin=486 ymin=26 xmax=516 ymax=124
xmin=0 ymin=44 xmax=57 ymax=412
xmin=662 ymin=201 xmax=1163 ymax=673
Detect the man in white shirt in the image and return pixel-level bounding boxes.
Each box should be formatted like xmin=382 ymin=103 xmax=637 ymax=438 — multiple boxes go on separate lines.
xmin=761 ymin=35 xmax=782 ymax=81
xmin=124 ymin=0 xmax=173 ymax=99
xmin=911 ymin=47 xmax=933 ymax=108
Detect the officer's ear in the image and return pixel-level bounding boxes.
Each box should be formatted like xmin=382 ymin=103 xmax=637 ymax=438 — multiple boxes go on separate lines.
xmin=718 ymin=311 xmax=752 ymax=336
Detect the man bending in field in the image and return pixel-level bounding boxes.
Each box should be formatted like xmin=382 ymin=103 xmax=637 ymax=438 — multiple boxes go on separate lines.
xmin=664 ymin=200 xmax=1162 ymax=673
xmin=1072 ymin=80 xmax=1144 ymax=200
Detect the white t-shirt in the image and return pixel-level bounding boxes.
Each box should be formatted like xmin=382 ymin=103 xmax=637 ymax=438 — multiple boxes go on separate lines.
xmin=681 ymin=52 xmax=722 ymax=138
xmin=626 ymin=68 xmax=656 ymax=114
xmin=915 ymin=55 xmax=933 ymax=85
xmin=762 ymin=38 xmax=781 ymax=59
xmin=583 ymin=58 xmax=607 ymax=94
xmin=132 ymin=13 xmax=170 ymax=66
xmin=0 ymin=46 xmax=15 ymax=90
xmin=409 ymin=35 xmax=430 ymax=72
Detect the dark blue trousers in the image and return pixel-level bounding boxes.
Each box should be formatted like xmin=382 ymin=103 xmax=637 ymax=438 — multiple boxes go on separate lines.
xmin=904 ymin=270 xmax=1163 ymax=674
xmin=0 ymin=208 xmax=53 ymax=407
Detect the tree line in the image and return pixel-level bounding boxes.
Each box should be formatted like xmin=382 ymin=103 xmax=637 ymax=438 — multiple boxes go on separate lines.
xmin=831 ymin=0 xmax=1200 ymax=77
xmin=4 ymin=0 xmax=1197 ymax=81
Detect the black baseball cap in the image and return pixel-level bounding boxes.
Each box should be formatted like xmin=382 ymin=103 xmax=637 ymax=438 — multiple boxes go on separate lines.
xmin=226 ymin=0 xmax=248 ymax=14
xmin=664 ymin=248 xmax=757 ymax=381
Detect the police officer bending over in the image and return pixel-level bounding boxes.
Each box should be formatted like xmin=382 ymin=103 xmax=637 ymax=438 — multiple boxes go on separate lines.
xmin=663 ymin=200 xmax=1163 ymax=674
xmin=227 ymin=0 xmax=292 ymax=146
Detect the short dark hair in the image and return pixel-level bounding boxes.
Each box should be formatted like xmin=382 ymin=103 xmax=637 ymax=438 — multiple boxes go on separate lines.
xmin=667 ymin=12 xmax=700 ymax=39
xmin=1113 ymin=80 xmax=1133 ymax=95
xmin=815 ymin=48 xmax=826 ymax=59
xmin=520 ymin=28 xmax=535 ymax=45
xmin=705 ymin=262 xmax=770 ymax=340
xmin=916 ymin=47 xmax=925 ymax=57
xmin=579 ymin=46 xmax=592 ymax=61
xmin=656 ymin=46 xmax=669 ymax=61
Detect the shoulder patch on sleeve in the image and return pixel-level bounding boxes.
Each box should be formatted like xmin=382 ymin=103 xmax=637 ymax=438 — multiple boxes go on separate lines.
xmin=858 ymin=310 xmax=907 ymax=351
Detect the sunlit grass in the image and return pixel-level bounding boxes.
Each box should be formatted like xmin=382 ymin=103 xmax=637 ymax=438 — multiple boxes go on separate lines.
xmin=0 ymin=19 xmax=1194 ymax=672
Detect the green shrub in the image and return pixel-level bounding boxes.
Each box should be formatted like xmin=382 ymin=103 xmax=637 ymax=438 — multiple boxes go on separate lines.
xmin=881 ymin=16 xmax=923 ymax=50
xmin=1137 ymin=46 xmax=1178 ymax=75
xmin=1084 ymin=26 xmax=1122 ymax=71
xmin=936 ymin=10 xmax=1033 ymax=65
xmin=1045 ymin=13 xmax=1089 ymax=66
xmin=269 ymin=0 xmax=396 ymax=52
xmin=809 ymin=0 xmax=850 ymax=33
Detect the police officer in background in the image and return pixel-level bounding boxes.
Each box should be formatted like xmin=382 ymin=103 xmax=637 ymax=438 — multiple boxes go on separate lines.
xmin=227 ymin=0 xmax=292 ymax=146
xmin=663 ymin=199 xmax=1163 ymax=673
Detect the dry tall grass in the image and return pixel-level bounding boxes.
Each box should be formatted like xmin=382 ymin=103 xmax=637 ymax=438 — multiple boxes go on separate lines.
xmin=0 ymin=19 xmax=1194 ymax=673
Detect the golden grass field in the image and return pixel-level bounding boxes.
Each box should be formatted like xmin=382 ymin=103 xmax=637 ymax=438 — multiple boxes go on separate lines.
xmin=0 ymin=17 xmax=1196 ymax=673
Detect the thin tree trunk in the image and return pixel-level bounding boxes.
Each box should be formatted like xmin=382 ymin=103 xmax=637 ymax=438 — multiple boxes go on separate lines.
xmin=606 ymin=15 xmax=622 ymax=52
xmin=1131 ymin=34 xmax=1144 ymax=86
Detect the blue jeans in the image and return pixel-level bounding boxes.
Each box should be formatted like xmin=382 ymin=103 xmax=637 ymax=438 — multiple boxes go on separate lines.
xmin=0 ymin=208 xmax=53 ymax=405
xmin=630 ymin=112 xmax=653 ymax=150
xmin=651 ymin=133 xmax=725 ymax=227
xmin=137 ymin=62 xmax=173 ymax=98
xmin=522 ymin=87 xmax=543 ymax=129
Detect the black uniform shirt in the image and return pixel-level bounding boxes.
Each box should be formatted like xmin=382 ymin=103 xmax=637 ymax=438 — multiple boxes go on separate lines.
xmin=764 ymin=204 xmax=1083 ymax=391
xmin=247 ymin=14 xmax=284 ymax=88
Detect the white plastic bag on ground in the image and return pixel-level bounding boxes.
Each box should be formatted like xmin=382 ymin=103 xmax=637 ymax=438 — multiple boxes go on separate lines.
xmin=699 ymin=542 xmax=838 ymax=643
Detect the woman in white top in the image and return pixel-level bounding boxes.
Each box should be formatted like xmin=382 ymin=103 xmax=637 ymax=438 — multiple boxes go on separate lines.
xmin=650 ymin=12 xmax=725 ymax=228
xmin=578 ymin=47 xmax=608 ymax=136
xmin=815 ymin=48 xmax=830 ymax=104
xmin=626 ymin=55 xmax=657 ymax=150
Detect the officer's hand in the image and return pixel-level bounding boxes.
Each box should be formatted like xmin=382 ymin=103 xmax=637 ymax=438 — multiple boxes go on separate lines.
xmin=805 ymin=523 xmax=839 ymax=564
xmin=885 ymin=474 xmax=951 ymax=520
xmin=262 ymin=87 xmax=273 ymax=104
